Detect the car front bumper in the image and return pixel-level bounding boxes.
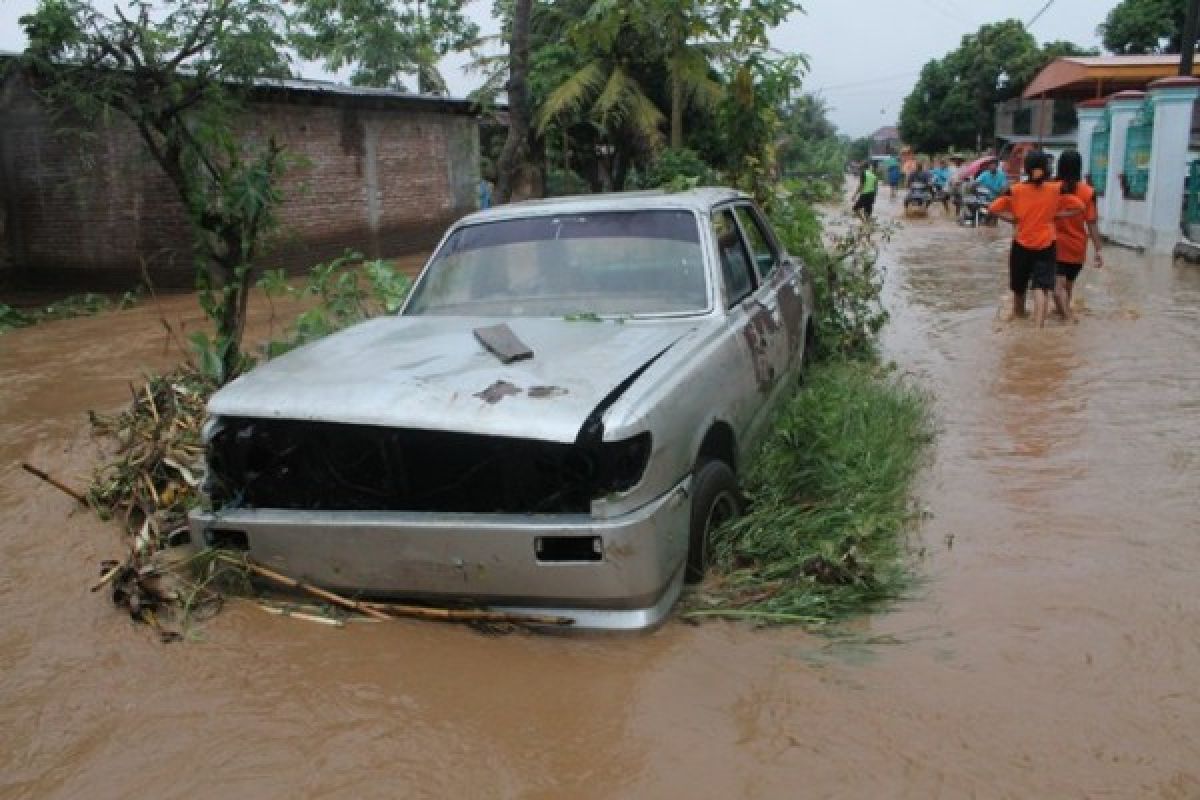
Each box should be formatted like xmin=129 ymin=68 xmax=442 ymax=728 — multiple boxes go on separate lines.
xmin=187 ymin=477 xmax=692 ymax=631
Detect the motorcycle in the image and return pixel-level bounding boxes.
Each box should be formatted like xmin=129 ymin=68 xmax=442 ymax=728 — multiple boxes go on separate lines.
xmin=958 ymin=183 xmax=994 ymax=227
xmin=903 ymin=179 xmax=933 ymax=216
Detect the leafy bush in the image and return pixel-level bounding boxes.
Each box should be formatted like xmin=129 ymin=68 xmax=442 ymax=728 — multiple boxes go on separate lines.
xmin=255 ymin=251 xmax=411 ymax=361
xmin=640 ymin=147 xmax=719 ymax=189
xmin=769 ymin=185 xmax=890 ymax=361
xmin=545 ymin=167 xmax=592 ymax=196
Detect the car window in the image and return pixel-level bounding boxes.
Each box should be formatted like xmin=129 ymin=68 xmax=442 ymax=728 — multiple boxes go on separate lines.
xmin=405 ymin=210 xmax=708 ymax=317
xmin=712 ymin=209 xmax=755 ymax=307
xmin=733 ymin=205 xmax=778 ymax=279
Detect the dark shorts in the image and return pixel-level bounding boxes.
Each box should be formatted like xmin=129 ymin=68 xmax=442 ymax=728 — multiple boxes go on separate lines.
xmin=853 ymin=191 xmax=876 ymax=216
xmin=1010 ymin=242 xmax=1057 ymax=292
xmin=1056 ymin=262 xmax=1083 ymax=282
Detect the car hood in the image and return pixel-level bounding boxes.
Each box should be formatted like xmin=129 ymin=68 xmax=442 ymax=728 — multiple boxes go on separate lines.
xmin=208 ymin=315 xmax=698 ymax=443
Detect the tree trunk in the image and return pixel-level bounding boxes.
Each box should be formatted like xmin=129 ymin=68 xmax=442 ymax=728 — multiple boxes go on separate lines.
xmin=670 ymin=58 xmax=684 ymax=149
xmin=496 ymin=0 xmax=532 ymax=203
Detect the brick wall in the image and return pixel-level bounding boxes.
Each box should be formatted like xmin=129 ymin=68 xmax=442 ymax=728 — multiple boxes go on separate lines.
xmin=0 ymin=74 xmax=481 ymax=289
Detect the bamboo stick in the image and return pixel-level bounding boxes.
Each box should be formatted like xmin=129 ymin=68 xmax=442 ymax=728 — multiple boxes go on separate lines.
xmin=217 ymin=554 xmax=391 ymax=621
xmin=20 ymin=462 xmax=88 ymax=505
xmin=362 ymin=601 xmax=572 ymax=626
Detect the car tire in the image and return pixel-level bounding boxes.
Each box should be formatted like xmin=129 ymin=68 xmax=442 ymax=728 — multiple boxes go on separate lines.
xmin=685 ymin=460 xmax=743 ymax=583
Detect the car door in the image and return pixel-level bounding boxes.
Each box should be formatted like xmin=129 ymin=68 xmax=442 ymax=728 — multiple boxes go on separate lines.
xmin=731 ymin=203 xmax=807 ymax=368
xmin=711 ymin=203 xmax=790 ymax=451
xmin=721 ymin=203 xmax=789 ymax=389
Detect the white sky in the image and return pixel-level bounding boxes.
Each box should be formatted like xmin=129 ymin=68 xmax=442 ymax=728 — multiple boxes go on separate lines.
xmin=0 ymin=0 xmax=1118 ymax=137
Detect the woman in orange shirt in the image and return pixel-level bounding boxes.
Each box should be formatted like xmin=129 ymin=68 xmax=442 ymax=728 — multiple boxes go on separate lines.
xmin=1052 ymin=149 xmax=1103 ymax=324
xmin=988 ymin=151 xmax=1084 ymax=328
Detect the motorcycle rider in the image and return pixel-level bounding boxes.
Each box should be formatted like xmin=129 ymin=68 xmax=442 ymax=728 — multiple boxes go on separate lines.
xmin=977 ymin=159 xmax=1008 ymax=197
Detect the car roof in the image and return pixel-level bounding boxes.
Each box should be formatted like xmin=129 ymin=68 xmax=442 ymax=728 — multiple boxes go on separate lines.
xmin=456 ymin=188 xmax=748 ymax=225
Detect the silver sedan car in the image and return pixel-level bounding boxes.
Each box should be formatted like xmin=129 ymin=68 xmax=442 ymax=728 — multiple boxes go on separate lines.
xmin=188 ymin=188 xmax=814 ymax=630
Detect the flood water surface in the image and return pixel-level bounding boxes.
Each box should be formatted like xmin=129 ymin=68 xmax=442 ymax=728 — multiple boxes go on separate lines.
xmin=2 ymin=213 xmax=1199 ymax=798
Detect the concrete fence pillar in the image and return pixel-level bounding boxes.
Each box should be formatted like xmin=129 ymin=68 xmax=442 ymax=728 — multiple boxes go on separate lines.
xmin=1145 ymin=76 xmax=1200 ymax=252
xmin=1075 ymin=99 xmax=1106 ymax=180
xmin=1102 ymin=91 xmax=1147 ymax=245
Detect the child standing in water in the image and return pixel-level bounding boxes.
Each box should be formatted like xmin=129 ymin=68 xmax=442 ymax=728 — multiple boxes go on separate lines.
xmin=1052 ymin=149 xmax=1103 ymax=323
xmin=988 ymin=152 xmax=1084 ymax=328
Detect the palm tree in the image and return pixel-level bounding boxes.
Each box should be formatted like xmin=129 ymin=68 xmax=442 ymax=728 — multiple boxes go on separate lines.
xmin=534 ymin=1 xmax=666 ymax=150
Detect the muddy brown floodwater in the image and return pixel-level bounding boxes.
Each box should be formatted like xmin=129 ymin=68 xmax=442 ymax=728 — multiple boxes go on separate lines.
xmin=3 ymin=213 xmax=1200 ymax=799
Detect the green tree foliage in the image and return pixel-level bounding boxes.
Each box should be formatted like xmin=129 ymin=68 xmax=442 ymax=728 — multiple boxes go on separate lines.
xmin=717 ymin=52 xmax=805 ymax=207
xmin=533 ymin=0 xmax=802 ymax=189
xmin=776 ymin=93 xmax=847 ymax=199
xmin=899 ymin=20 xmax=1094 ymax=152
xmin=1098 ymin=0 xmax=1188 ymax=54
xmin=21 ymin=0 xmax=291 ymax=383
xmin=292 ymin=0 xmax=478 ymax=93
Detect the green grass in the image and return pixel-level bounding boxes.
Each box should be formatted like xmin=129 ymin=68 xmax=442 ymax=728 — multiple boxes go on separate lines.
xmin=684 ymin=361 xmax=933 ymax=626
xmin=0 ymin=290 xmax=141 ymax=334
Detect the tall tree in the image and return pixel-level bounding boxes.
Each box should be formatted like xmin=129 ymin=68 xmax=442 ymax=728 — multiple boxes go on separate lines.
xmin=292 ymin=0 xmax=478 ymax=93
xmin=1098 ymin=0 xmax=1188 ymax=54
xmin=899 ymin=21 xmax=1094 ymax=152
xmin=21 ymin=0 xmax=292 ymax=382
xmin=495 ymin=0 xmax=532 ymax=202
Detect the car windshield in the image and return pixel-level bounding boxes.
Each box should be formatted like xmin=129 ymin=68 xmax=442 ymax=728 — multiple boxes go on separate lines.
xmin=404 ymin=210 xmax=708 ymax=317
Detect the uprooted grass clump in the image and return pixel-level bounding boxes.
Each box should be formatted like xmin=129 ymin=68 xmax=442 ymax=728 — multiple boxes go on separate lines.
xmin=684 ymin=361 xmax=933 ymax=626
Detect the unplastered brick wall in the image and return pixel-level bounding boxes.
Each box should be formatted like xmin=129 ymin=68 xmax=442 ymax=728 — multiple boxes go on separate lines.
xmin=0 ymin=75 xmax=481 ymax=289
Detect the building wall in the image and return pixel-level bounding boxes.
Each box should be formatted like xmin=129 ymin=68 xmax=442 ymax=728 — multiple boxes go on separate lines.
xmin=0 ymin=76 xmax=480 ymax=289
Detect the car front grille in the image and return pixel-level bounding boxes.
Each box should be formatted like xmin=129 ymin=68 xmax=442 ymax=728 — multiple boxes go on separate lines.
xmin=206 ymin=418 xmax=650 ymax=514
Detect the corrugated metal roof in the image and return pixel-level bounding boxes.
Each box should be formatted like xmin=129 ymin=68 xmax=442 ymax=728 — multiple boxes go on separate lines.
xmin=0 ymin=52 xmax=490 ymax=114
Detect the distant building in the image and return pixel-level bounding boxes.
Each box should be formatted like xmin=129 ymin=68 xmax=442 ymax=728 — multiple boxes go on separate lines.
xmin=869 ymin=125 xmax=900 ymax=157
xmin=995 ymin=55 xmax=1200 ymax=151
xmin=0 ymin=56 xmax=486 ymax=289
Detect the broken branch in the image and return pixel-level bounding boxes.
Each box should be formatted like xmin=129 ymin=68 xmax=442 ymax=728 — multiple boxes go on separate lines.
xmin=21 ymin=462 xmax=88 ymax=505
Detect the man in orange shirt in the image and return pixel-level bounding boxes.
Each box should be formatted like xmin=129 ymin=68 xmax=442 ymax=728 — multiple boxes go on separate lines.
xmin=988 ymin=152 xmax=1085 ymax=328
xmin=1052 ymin=150 xmax=1104 ymax=324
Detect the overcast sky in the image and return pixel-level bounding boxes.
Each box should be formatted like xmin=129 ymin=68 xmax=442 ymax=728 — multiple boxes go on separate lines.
xmin=0 ymin=0 xmax=1119 ymax=137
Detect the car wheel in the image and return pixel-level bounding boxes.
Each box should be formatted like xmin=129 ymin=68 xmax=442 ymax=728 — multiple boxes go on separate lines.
xmin=685 ymin=460 xmax=743 ymax=583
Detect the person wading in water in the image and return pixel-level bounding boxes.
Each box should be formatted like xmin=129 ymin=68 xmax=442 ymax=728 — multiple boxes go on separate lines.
xmin=988 ymin=151 xmax=1084 ymax=328
xmin=852 ymin=162 xmax=878 ymax=221
xmin=1051 ymin=149 xmax=1103 ymax=323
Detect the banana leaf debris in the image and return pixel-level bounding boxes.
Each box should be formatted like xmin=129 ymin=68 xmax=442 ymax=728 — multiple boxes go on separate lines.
xmin=61 ymin=365 xmax=572 ymax=638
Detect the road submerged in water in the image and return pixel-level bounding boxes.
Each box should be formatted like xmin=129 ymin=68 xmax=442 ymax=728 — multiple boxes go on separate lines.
xmin=2 ymin=208 xmax=1199 ymax=799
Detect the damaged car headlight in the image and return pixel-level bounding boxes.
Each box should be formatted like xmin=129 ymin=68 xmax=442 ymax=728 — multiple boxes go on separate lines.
xmin=595 ymin=432 xmax=652 ymax=496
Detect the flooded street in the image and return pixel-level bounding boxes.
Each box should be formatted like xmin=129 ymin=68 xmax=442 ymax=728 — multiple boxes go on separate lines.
xmin=3 ymin=208 xmax=1199 ymax=799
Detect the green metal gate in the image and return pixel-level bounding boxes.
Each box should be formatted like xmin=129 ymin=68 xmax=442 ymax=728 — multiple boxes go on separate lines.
xmin=1089 ymin=111 xmax=1110 ymax=196
xmin=1122 ymin=99 xmax=1154 ymax=200
xmin=1186 ymin=159 xmax=1200 ymax=228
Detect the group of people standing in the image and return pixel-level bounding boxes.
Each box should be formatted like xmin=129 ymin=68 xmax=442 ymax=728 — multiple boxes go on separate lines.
xmin=850 ymin=148 xmax=1103 ymax=328
xmin=988 ymin=149 xmax=1103 ymax=327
